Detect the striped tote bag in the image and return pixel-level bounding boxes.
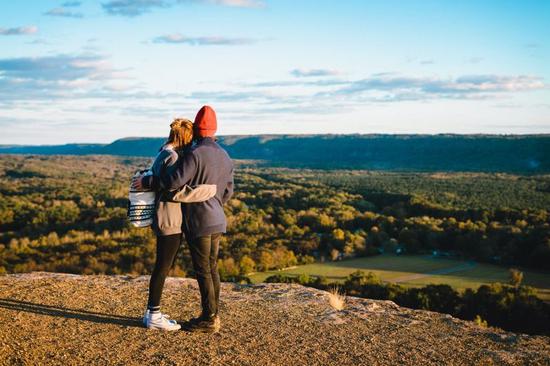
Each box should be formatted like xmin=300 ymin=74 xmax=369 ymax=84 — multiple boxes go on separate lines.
xmin=128 ymin=170 xmax=156 ymax=227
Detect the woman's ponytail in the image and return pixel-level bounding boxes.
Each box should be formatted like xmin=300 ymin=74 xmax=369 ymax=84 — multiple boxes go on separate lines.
xmin=166 ymin=118 xmax=194 ymax=151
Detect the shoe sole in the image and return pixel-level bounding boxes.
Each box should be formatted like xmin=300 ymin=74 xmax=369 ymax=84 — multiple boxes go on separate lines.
xmin=146 ymin=324 xmax=181 ymax=331
xmin=185 ymin=324 xmax=220 ymax=333
xmin=187 ymin=327 xmax=219 ymax=333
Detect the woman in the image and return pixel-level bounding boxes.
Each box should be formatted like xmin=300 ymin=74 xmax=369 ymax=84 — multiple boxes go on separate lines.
xmin=142 ymin=118 xmax=193 ymax=331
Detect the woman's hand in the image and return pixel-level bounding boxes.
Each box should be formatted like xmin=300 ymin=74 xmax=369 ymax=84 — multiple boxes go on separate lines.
xmin=131 ymin=175 xmax=145 ymax=191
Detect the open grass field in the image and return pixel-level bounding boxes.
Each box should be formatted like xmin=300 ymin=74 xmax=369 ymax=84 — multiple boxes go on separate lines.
xmin=248 ymin=255 xmax=550 ymax=301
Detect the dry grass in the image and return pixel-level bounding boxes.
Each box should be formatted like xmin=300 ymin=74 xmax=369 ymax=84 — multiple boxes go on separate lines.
xmin=327 ymin=287 xmax=346 ymax=311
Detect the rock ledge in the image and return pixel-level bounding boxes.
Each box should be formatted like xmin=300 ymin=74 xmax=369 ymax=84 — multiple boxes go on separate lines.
xmin=0 ymin=272 xmax=548 ymax=365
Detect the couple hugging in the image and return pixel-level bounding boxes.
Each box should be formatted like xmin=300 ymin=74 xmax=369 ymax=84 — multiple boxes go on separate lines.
xmin=132 ymin=105 xmax=234 ymax=333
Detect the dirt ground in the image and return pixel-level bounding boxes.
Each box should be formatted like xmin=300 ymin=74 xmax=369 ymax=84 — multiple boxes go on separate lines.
xmin=0 ymin=272 xmax=549 ymax=366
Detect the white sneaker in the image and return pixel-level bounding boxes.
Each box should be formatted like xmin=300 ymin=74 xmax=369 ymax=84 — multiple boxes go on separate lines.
xmin=143 ymin=309 xmax=149 ymax=326
xmin=144 ymin=311 xmax=181 ymax=331
xmin=143 ymin=309 xmax=171 ymax=326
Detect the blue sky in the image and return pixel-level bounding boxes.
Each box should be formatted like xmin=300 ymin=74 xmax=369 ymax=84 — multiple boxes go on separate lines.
xmin=0 ymin=0 xmax=549 ymax=144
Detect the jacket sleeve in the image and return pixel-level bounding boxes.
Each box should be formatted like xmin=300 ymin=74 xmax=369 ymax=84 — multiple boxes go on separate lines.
xmin=144 ymin=152 xmax=197 ymax=191
xmin=222 ymin=163 xmax=234 ymax=204
xmin=150 ymin=150 xmax=165 ymax=177
xmin=150 ymin=150 xmax=177 ymax=177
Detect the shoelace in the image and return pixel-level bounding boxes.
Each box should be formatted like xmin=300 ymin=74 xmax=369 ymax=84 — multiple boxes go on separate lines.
xmin=158 ymin=314 xmax=178 ymax=325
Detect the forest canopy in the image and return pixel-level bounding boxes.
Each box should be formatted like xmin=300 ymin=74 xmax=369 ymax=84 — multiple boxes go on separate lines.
xmin=1 ymin=154 xmax=548 ymax=278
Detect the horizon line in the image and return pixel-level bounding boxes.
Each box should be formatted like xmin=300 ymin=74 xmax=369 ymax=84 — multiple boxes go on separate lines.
xmin=1 ymin=132 xmax=550 ymax=148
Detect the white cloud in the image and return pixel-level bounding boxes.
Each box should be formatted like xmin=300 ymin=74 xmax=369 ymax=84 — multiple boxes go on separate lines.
xmin=102 ymin=0 xmax=265 ymax=16
xmin=419 ymin=59 xmax=434 ymax=65
xmin=44 ymin=7 xmax=84 ymax=18
xmin=102 ymin=0 xmax=171 ymax=17
xmin=153 ymin=33 xmax=257 ymax=45
xmin=332 ymin=74 xmax=545 ymax=101
xmin=204 ymin=0 xmax=265 ymax=8
xmin=290 ymin=68 xmax=340 ymax=78
xmin=466 ymin=57 xmax=483 ymax=64
xmin=0 ymin=26 xmax=38 ymax=36
xmin=0 ymin=54 xmax=133 ymax=101
xmin=62 ymin=1 xmax=82 ymax=6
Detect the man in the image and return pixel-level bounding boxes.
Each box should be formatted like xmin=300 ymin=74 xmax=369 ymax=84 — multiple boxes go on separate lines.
xmin=134 ymin=105 xmax=234 ymax=332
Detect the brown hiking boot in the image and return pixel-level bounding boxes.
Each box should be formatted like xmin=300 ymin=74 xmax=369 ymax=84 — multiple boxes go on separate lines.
xmin=184 ymin=314 xmax=220 ymax=333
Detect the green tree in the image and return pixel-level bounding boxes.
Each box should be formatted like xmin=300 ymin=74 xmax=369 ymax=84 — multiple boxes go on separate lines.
xmin=239 ymin=255 xmax=256 ymax=274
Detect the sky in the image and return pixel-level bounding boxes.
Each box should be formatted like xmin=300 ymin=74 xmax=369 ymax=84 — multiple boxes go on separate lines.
xmin=0 ymin=0 xmax=549 ymax=144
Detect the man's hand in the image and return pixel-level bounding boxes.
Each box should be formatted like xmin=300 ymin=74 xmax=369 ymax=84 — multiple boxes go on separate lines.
xmin=131 ymin=175 xmax=145 ymax=191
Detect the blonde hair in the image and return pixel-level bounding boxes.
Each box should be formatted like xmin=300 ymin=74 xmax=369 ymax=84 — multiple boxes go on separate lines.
xmin=166 ymin=118 xmax=193 ymax=151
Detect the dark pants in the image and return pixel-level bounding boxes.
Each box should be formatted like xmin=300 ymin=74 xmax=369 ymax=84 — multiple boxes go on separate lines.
xmin=188 ymin=233 xmax=221 ymax=318
xmin=147 ymin=233 xmax=182 ymax=308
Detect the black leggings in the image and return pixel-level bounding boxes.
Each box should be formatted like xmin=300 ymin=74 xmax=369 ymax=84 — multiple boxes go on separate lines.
xmin=147 ymin=233 xmax=182 ymax=309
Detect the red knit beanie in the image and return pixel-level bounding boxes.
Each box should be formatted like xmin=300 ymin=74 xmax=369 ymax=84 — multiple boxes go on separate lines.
xmin=194 ymin=105 xmax=217 ymax=137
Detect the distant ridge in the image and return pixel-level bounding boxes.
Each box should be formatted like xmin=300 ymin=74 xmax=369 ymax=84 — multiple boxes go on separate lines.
xmin=1 ymin=134 xmax=549 ymax=173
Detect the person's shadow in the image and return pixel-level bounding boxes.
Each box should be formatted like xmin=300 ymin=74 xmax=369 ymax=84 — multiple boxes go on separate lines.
xmin=0 ymin=298 xmax=142 ymax=328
